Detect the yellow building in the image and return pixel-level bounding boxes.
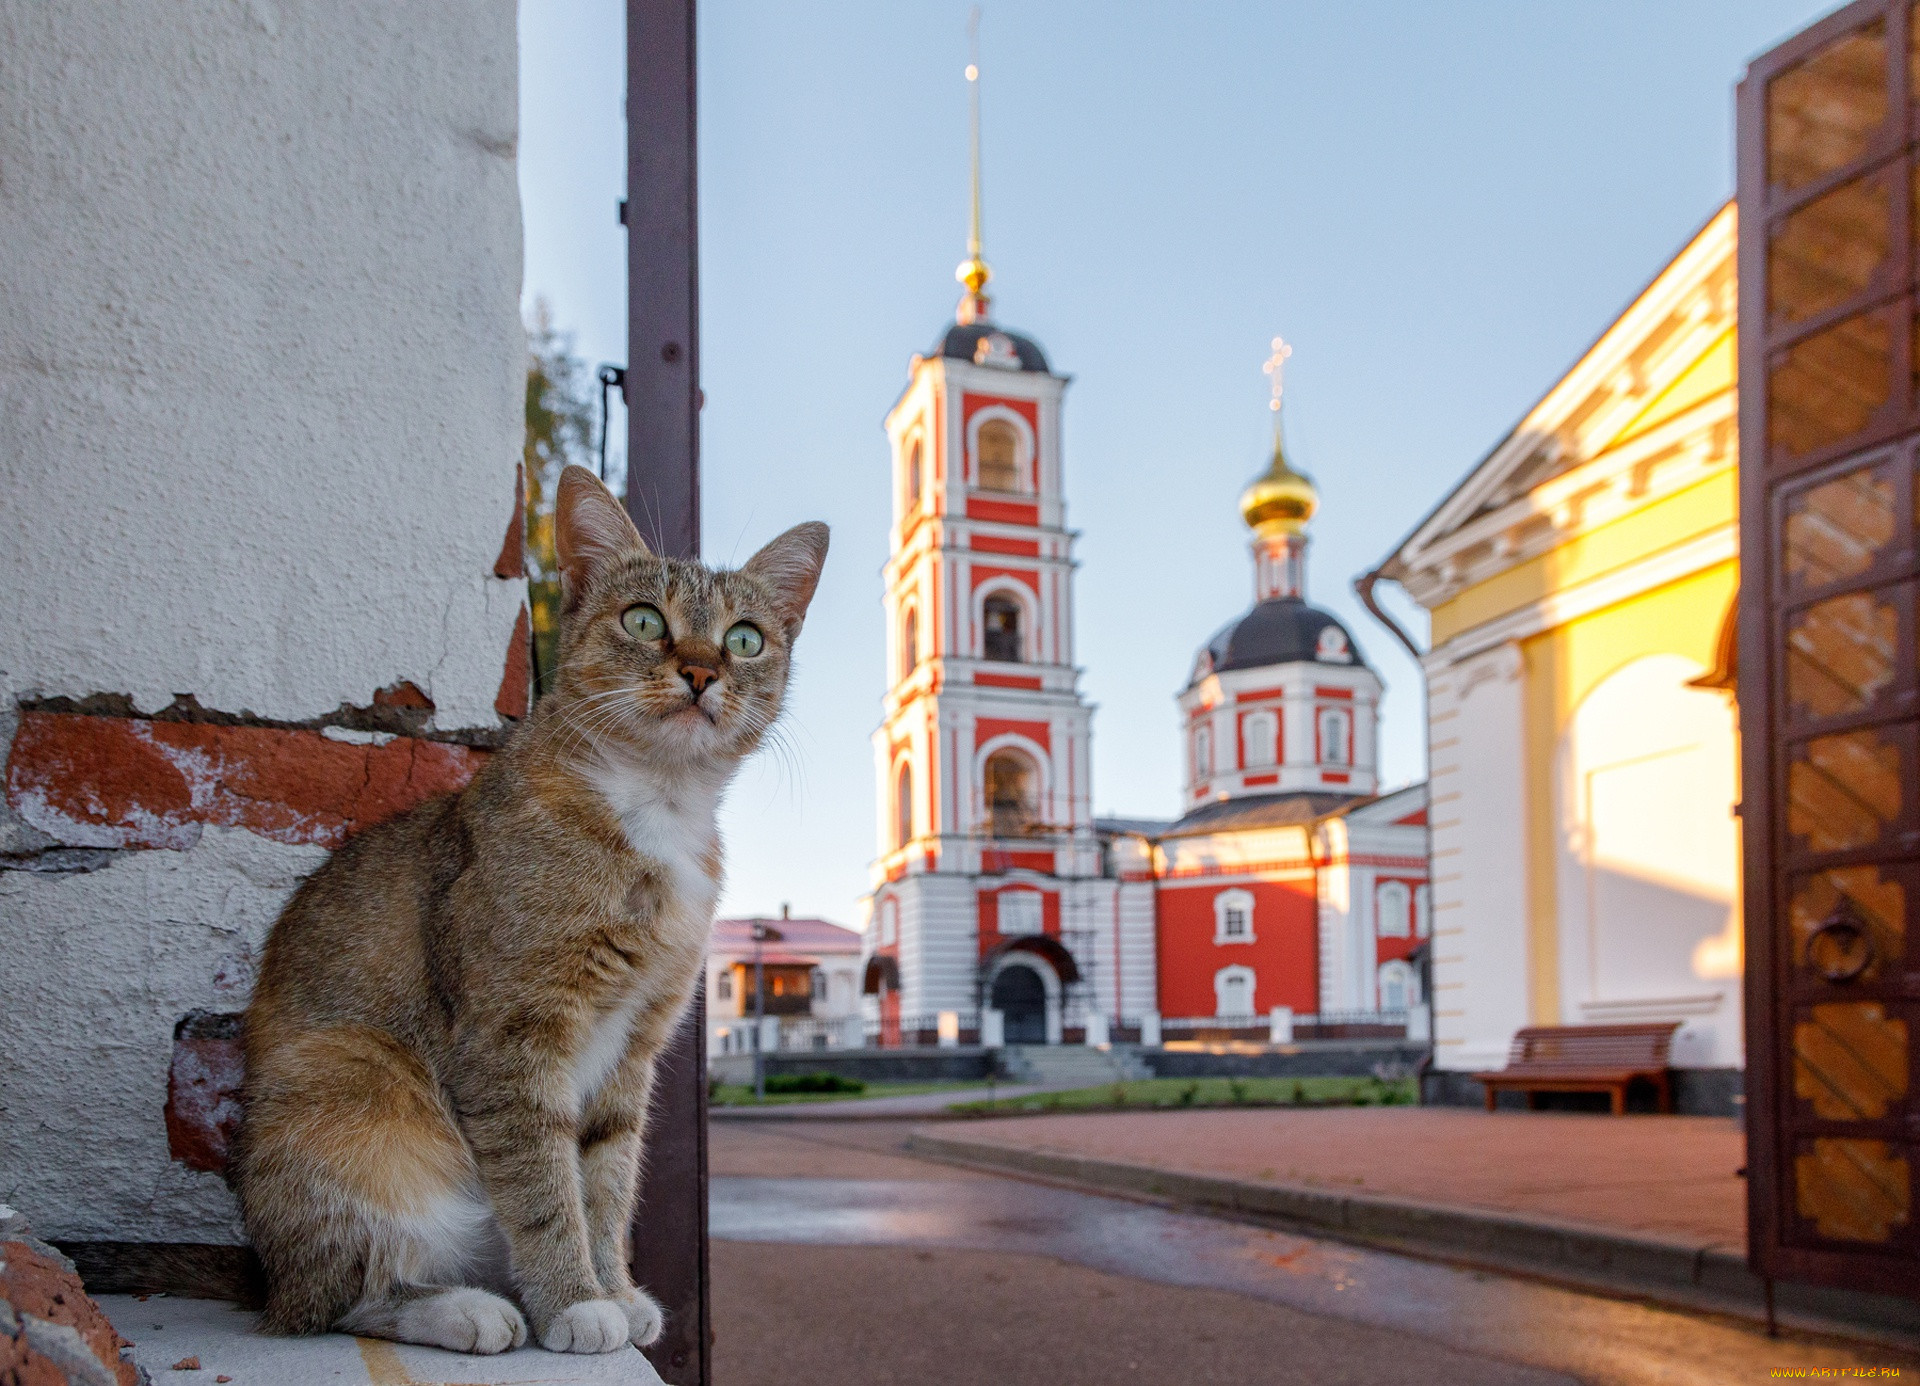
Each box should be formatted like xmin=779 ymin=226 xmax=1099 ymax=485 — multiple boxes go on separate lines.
xmin=1377 ymin=204 xmax=1742 ymax=1111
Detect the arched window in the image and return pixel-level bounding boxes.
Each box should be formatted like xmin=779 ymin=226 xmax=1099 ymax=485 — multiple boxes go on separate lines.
xmin=1378 ymin=960 xmax=1412 ymax=1013
xmin=1214 ymin=965 xmax=1256 ymax=1019
xmin=901 ymin=608 xmax=918 ymax=678
xmin=1376 ymin=881 xmax=1412 ymax=938
xmin=1213 ymin=888 xmax=1256 ymax=944
xmin=1414 ymin=884 xmax=1432 ymax=939
xmin=879 ymin=897 xmax=899 ymax=946
xmin=1194 ymin=724 xmax=1213 ymax=778
xmin=976 ymin=418 xmax=1022 ymax=491
xmin=895 ymin=763 xmax=913 ymax=848
xmin=1243 ymin=710 xmax=1278 ymax=767
xmin=1318 ymin=706 xmax=1352 ymax=766
xmin=905 ymin=439 xmax=923 ymax=509
xmin=983 ymin=594 xmax=1023 ymax=662
xmin=984 ymin=750 xmax=1036 ymax=838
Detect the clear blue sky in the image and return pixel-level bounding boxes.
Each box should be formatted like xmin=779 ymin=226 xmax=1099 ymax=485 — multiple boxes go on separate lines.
xmin=520 ymin=0 xmax=1834 ymax=926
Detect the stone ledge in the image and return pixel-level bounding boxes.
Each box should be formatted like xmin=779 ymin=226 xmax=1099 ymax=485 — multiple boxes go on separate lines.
xmin=905 ymin=1129 xmax=1920 ymax=1348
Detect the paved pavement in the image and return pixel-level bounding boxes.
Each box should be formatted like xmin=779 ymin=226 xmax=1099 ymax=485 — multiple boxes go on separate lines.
xmin=916 ymin=1105 xmax=1748 ymax=1250
xmin=708 ymin=1119 xmax=1916 ymax=1386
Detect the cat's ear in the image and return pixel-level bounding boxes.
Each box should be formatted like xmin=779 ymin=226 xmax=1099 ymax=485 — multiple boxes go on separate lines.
xmin=555 ymin=465 xmax=648 ymax=608
xmin=741 ymin=522 xmax=830 ymax=638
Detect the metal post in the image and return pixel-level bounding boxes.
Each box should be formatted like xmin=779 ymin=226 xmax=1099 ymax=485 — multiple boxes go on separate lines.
xmin=752 ymin=924 xmax=766 ymax=1102
xmin=624 ymin=2 xmax=705 ymax=1382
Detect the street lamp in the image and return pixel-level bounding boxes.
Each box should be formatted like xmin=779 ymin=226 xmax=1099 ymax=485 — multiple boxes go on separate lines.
xmin=750 ymin=919 xmax=784 ymax=1102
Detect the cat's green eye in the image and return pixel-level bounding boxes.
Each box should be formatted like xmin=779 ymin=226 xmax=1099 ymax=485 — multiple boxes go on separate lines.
xmin=725 ymin=622 xmax=765 ymax=658
xmin=621 ymin=604 xmax=667 ymax=641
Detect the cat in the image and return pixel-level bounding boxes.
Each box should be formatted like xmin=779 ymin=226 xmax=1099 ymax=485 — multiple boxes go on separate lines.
xmin=235 ymin=464 xmax=827 ymax=1356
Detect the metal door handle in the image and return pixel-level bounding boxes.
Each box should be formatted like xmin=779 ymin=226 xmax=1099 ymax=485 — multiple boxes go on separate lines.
xmin=1807 ymin=906 xmax=1875 ymax=983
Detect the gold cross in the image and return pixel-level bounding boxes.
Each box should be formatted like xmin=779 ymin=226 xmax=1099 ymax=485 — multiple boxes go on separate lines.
xmin=1262 ymin=336 xmax=1292 ymax=412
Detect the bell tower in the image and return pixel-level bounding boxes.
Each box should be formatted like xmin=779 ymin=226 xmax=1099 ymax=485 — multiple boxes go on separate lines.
xmin=865 ymin=30 xmax=1108 ymax=1042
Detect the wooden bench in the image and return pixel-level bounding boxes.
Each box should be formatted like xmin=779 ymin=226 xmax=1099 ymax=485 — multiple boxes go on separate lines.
xmin=1473 ymin=1022 xmax=1681 ymax=1114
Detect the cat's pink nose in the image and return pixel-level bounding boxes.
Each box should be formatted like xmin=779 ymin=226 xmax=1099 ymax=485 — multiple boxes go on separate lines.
xmin=681 ymin=665 xmax=718 ymax=696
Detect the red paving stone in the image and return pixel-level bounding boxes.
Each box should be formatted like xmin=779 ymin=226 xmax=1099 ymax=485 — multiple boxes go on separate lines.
xmin=931 ymin=1106 xmax=1748 ymax=1253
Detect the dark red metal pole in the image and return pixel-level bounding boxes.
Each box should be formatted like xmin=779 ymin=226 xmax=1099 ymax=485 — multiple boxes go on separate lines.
xmin=624 ymin=2 xmax=708 ymax=1383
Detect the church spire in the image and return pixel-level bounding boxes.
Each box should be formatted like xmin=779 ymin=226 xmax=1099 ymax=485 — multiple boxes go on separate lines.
xmin=955 ymin=8 xmax=992 ymax=325
xmin=1240 ymin=336 xmax=1321 ymax=601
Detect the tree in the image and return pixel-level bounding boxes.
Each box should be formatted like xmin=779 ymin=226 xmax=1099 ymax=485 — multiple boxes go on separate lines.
xmin=523 ymin=299 xmax=599 ymax=695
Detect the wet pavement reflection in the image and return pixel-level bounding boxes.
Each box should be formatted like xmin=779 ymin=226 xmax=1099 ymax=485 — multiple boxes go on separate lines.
xmin=713 ymin=1173 xmax=1916 ymax=1386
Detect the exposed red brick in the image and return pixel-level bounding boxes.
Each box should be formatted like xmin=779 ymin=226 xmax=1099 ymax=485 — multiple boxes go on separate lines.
xmin=372 ymin=681 xmax=434 ymax=711
xmin=495 ymin=605 xmax=532 ymax=721
xmin=166 ymin=1031 xmax=244 ymax=1174
xmin=6 ymin=713 xmax=486 ymax=851
xmin=0 ymin=1235 xmax=142 ymax=1385
xmin=494 ymin=462 xmax=527 ymax=579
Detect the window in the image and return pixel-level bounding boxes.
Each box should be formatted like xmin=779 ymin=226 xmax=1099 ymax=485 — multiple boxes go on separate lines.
xmin=879 ymin=897 xmax=898 ymax=946
xmin=1214 ymin=965 xmax=1256 ymax=1018
xmin=997 ymin=889 xmax=1043 ymax=935
xmin=1194 ymin=724 xmax=1213 ymax=778
xmin=977 ymin=418 xmax=1021 ymax=491
xmin=983 ymin=594 xmax=1023 ymax=661
xmin=1244 ymin=710 xmax=1278 ymax=767
xmin=1213 ymin=888 xmax=1256 ymax=944
xmin=1379 ymin=960 xmax=1412 ymax=1013
xmin=1414 ymin=885 xmax=1432 ymax=939
xmin=901 ymin=608 xmax=918 ymax=678
xmin=895 ymin=763 xmax=913 ymax=848
xmin=1377 ymin=881 xmax=1411 ymax=938
xmin=984 ymin=750 xmax=1036 ymax=837
xmin=906 ymin=439 xmax=922 ymax=508
xmin=811 ymin=968 xmax=826 ymax=1002
xmin=716 ymin=969 xmax=733 ymax=1001
xmin=1318 ymin=706 xmax=1351 ymax=765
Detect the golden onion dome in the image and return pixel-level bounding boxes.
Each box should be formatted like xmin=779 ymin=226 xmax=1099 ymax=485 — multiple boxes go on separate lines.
xmin=1239 ymin=433 xmax=1319 ymax=534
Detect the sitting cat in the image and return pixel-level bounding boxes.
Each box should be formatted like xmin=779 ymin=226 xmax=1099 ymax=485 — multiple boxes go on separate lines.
xmin=235 ymin=465 xmax=827 ymax=1355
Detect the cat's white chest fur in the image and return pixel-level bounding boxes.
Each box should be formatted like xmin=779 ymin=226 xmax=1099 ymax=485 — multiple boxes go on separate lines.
xmin=570 ymin=758 xmax=723 ymax=1106
xmin=587 ymin=757 xmax=723 ymax=918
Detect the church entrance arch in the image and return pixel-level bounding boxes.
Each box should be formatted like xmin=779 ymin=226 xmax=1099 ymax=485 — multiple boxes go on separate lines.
xmin=991 ymin=963 xmax=1048 ymax=1044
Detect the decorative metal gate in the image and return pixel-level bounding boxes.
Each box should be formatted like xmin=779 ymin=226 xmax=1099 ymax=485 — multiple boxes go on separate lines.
xmin=1739 ymin=0 xmax=1920 ymax=1302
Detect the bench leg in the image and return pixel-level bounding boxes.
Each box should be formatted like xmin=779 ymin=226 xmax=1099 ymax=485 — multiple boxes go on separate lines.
xmin=1485 ymin=1085 xmax=1497 ymax=1112
xmin=1526 ymin=1091 xmax=1539 ymax=1111
xmin=1610 ymin=1085 xmax=1625 ymax=1116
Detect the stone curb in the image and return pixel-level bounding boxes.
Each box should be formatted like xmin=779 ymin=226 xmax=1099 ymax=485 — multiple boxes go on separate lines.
xmin=904 ymin=1130 xmax=1920 ymax=1347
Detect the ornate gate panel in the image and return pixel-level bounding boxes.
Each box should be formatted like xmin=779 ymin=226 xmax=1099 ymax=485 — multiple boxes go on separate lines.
xmin=1740 ymin=0 xmax=1920 ymax=1299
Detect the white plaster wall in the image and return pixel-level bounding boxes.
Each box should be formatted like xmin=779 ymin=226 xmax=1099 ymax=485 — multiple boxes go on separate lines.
xmin=0 ymin=829 xmax=329 ymax=1242
xmin=0 ymin=0 xmax=525 ymax=730
xmin=1428 ymin=643 xmax=1531 ymax=1071
xmin=1555 ymin=654 xmax=1744 ymax=1068
xmin=0 ymin=0 xmax=522 ymax=1244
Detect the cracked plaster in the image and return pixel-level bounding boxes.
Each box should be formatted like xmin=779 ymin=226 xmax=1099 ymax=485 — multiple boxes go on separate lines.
xmin=0 ymin=0 xmax=524 ymax=1244
xmin=1 ymin=828 xmax=330 ymax=1242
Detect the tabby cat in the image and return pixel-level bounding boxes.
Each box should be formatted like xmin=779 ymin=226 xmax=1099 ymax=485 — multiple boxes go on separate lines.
xmin=236 ymin=465 xmax=827 ymax=1355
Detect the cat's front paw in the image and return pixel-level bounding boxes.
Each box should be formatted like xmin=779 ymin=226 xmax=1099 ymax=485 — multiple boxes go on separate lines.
xmin=539 ymin=1299 xmax=630 ymax=1355
xmin=611 ymin=1286 xmax=665 ymax=1347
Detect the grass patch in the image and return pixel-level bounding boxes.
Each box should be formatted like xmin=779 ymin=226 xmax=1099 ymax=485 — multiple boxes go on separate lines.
xmin=710 ymin=1080 xmax=980 ymax=1107
xmin=948 ymin=1074 xmax=1415 ymax=1116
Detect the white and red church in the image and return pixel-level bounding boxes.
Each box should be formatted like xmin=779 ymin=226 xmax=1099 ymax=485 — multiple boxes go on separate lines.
xmin=861 ymin=245 xmax=1428 ymax=1047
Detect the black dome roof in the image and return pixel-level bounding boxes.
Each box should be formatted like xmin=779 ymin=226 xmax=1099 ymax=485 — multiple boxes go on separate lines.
xmin=1188 ymin=597 xmax=1367 ymax=689
xmin=930 ymin=320 xmax=1051 ymax=373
